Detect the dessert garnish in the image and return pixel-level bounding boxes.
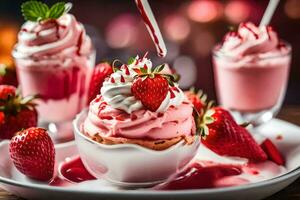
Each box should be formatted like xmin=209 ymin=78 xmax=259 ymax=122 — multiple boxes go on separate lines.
xmin=131 ymin=64 xmax=179 ymax=112
xmin=88 ymin=62 xmax=113 ymax=104
xmin=216 ymin=21 xmax=291 ymax=60
xmin=21 ymin=1 xmax=72 ymax=22
xmin=0 ymin=85 xmax=38 ymax=139
xmin=101 ymin=54 xmax=181 ymax=114
xmin=199 ymin=107 xmax=267 ymax=161
xmin=9 ymin=127 xmax=55 ymax=181
xmin=261 ymin=138 xmax=285 ymax=165
xmin=186 ymin=87 xmax=285 ymax=165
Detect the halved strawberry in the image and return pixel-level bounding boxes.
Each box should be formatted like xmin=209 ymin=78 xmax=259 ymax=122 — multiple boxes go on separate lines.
xmin=87 ymin=62 xmax=113 ymax=104
xmin=260 ymin=139 xmax=285 ymax=165
xmin=200 ymin=107 xmax=267 ymax=162
xmin=9 ymin=127 xmax=55 ymax=181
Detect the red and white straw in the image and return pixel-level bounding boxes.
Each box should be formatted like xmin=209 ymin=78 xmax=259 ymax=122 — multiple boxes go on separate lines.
xmin=135 ymin=0 xmax=167 ymax=57
xmin=259 ymin=0 xmax=280 ymax=27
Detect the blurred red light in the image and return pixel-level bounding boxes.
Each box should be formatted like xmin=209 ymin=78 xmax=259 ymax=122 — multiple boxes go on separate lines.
xmin=225 ymin=0 xmax=251 ymax=24
xmin=285 ymin=0 xmax=300 ymax=19
xmin=193 ymin=31 xmax=215 ymax=56
xmin=105 ymin=14 xmax=138 ymax=49
xmin=163 ymin=14 xmax=191 ymax=42
xmin=187 ymin=0 xmax=223 ymax=23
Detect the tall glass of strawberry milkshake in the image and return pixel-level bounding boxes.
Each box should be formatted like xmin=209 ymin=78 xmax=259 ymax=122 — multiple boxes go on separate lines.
xmin=13 ymin=3 xmax=95 ymax=141
xmin=213 ymin=22 xmax=291 ymax=125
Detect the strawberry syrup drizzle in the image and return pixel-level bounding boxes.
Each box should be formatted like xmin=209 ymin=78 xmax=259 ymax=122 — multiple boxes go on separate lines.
xmin=49 ymin=156 xmax=96 ymax=186
xmin=120 ymin=75 xmax=125 ymax=83
xmin=135 ymin=0 xmax=165 ymax=57
xmin=266 ymin=26 xmax=272 ymax=40
xmin=51 ymin=157 xmax=260 ymax=189
xmin=76 ymin=31 xmax=84 ymax=56
xmin=110 ymin=77 xmax=115 ymax=83
xmin=122 ymin=65 xmax=130 ymax=75
xmin=241 ymin=23 xmax=259 ymax=39
xmin=156 ymin=162 xmax=244 ymax=190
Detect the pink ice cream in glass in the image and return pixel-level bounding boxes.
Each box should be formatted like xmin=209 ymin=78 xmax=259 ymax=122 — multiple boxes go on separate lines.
xmin=13 ymin=13 xmax=95 ymax=141
xmin=213 ymin=22 xmax=291 ymax=125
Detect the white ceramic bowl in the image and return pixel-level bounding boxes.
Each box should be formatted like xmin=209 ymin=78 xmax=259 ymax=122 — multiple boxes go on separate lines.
xmin=73 ymin=110 xmax=200 ymax=187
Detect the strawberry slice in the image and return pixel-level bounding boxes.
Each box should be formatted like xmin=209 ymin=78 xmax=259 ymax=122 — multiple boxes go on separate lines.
xmin=200 ymin=107 xmax=267 ymax=162
xmin=260 ymin=138 xmax=285 ymax=166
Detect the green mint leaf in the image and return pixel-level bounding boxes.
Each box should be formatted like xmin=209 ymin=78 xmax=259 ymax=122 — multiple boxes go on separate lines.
xmin=127 ymin=57 xmax=135 ymax=65
xmin=21 ymin=1 xmax=72 ymax=22
xmin=48 ymin=2 xmax=66 ymax=19
xmin=21 ymin=1 xmax=49 ymax=22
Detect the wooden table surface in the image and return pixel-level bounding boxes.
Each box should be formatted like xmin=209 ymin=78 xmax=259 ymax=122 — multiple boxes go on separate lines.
xmin=1 ymin=106 xmax=300 ymax=200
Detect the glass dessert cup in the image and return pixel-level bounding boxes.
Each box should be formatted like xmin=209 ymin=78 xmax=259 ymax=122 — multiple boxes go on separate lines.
xmin=14 ymin=52 xmax=95 ymax=142
xmin=73 ymin=109 xmax=200 ymax=187
xmin=213 ymin=43 xmax=291 ymax=126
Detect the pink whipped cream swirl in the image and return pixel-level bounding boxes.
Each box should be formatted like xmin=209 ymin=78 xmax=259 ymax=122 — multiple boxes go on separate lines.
xmin=217 ymin=22 xmax=290 ymax=59
xmin=13 ymin=14 xmax=92 ymax=59
xmin=83 ymin=95 xmax=196 ymax=140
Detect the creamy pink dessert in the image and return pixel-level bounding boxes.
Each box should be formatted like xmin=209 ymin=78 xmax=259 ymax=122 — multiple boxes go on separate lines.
xmin=213 ymin=22 xmax=291 ymax=112
xmin=83 ymin=56 xmax=196 ymax=150
xmin=13 ymin=13 xmax=95 ymax=123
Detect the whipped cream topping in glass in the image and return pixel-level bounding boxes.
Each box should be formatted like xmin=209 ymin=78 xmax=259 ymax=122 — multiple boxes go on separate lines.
xmin=13 ymin=14 xmax=93 ymax=60
xmin=101 ymin=56 xmax=185 ymax=114
xmin=216 ymin=22 xmax=290 ymax=61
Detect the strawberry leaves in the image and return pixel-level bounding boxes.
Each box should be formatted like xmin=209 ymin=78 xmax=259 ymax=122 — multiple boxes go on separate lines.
xmin=21 ymin=1 xmax=72 ymax=22
xmin=133 ymin=64 xmax=179 ymax=87
xmin=127 ymin=57 xmax=135 ymax=65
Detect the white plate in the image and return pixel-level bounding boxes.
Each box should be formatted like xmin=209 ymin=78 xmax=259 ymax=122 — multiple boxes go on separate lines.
xmin=0 ymin=119 xmax=300 ymax=200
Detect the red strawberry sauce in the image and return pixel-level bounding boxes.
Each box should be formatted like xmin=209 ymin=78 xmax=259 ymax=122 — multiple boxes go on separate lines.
xmin=155 ymin=162 xmax=246 ymax=190
xmin=49 ymin=156 xmax=96 ymax=186
xmin=52 ymin=157 xmax=251 ymax=189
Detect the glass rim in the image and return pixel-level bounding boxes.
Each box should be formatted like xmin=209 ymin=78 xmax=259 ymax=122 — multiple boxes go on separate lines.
xmin=212 ymin=41 xmax=292 ymax=60
xmin=11 ymin=47 xmax=96 ymax=61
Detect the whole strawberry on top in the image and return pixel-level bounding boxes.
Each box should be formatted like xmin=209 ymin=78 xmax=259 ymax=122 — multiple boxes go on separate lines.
xmin=131 ymin=64 xmax=176 ymax=111
xmin=0 ymin=85 xmax=38 ymax=139
xmin=9 ymin=127 xmax=55 ymax=181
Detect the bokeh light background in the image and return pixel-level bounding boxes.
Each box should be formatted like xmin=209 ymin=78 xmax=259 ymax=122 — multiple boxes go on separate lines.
xmin=0 ymin=0 xmax=299 ymax=104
